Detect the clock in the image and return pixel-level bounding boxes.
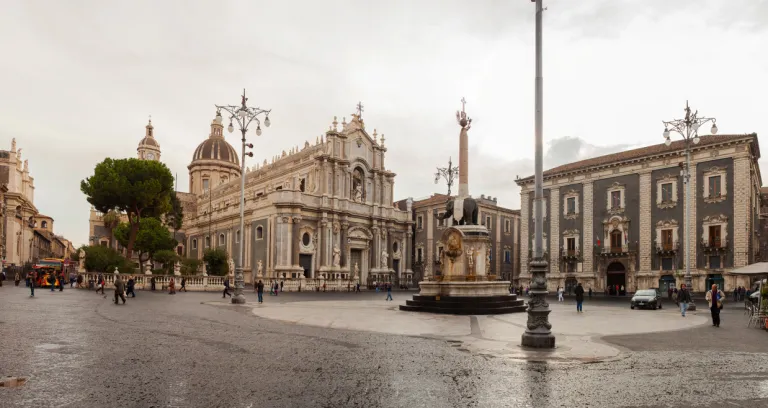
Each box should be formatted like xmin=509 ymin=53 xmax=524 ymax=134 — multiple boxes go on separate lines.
xmin=146 ymin=152 xmax=155 ymax=160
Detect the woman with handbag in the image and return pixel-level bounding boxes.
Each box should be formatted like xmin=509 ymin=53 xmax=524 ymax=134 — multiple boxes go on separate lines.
xmin=705 ymin=284 xmax=725 ymax=327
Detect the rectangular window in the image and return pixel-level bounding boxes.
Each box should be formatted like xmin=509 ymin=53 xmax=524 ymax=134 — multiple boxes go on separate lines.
xmin=662 ymin=229 xmax=673 ymax=250
xmin=417 ymin=216 xmax=423 ymax=230
xmin=566 ymin=237 xmax=576 ymax=255
xmin=566 ymin=197 xmax=576 ymax=214
xmin=708 ymin=255 xmax=721 ymax=269
xmin=485 ymin=216 xmax=492 ymax=228
xmin=505 ymin=219 xmax=511 ymax=233
xmin=610 ymin=191 xmax=621 ymax=209
xmin=202 ymin=179 xmax=209 ymax=192
xmin=417 ymin=248 xmax=423 ymax=263
xmin=205 ymin=236 xmax=211 ymax=247
xmin=661 ymin=182 xmax=673 ymax=202
xmin=708 ymin=176 xmax=722 ymax=198
xmin=709 ymin=225 xmax=721 ymax=247
xmin=504 ymin=250 xmax=511 ymax=264
xmin=610 ymin=230 xmax=622 ymax=252
xmin=661 ymin=257 xmax=674 ymax=270
xmin=438 ymin=213 xmax=446 ymax=227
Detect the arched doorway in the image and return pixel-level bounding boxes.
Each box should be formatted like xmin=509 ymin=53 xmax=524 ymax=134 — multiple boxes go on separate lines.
xmin=565 ymin=277 xmax=578 ymax=295
xmin=606 ymin=261 xmax=626 ymax=295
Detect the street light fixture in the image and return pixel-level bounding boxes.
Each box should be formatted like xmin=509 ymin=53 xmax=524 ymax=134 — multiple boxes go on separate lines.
xmin=662 ymin=101 xmax=717 ymax=311
xmin=216 ymin=89 xmax=272 ymax=305
xmin=434 ymin=157 xmax=459 ymax=196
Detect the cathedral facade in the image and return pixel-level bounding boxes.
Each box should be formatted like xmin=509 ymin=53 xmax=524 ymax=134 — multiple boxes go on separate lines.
xmin=92 ymin=108 xmax=414 ymax=284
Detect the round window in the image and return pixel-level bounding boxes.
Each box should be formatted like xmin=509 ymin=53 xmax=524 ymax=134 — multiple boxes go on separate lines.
xmin=302 ymin=233 xmax=310 ymax=246
xmin=393 ymin=241 xmax=399 ymax=253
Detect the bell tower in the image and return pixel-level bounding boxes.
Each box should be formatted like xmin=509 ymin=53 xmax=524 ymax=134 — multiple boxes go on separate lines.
xmin=137 ymin=116 xmax=161 ymax=161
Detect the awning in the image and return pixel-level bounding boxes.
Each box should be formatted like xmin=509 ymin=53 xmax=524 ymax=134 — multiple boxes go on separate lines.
xmin=729 ymin=262 xmax=768 ymax=276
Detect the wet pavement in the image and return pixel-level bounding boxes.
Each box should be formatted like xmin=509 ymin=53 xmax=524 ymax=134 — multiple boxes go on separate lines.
xmin=1 ymin=285 xmax=767 ymax=408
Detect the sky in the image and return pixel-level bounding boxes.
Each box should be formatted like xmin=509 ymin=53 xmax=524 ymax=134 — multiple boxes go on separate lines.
xmin=1 ymin=0 xmax=767 ymax=247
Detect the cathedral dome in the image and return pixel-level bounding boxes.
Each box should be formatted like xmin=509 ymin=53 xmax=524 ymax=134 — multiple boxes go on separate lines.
xmin=190 ymin=113 xmax=239 ymax=166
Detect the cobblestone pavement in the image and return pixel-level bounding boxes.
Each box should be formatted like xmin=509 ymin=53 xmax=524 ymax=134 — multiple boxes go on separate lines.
xmin=1 ymin=285 xmax=767 ymax=408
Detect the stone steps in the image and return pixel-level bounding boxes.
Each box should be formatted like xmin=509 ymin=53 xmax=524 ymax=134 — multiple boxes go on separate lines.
xmin=399 ymin=294 xmax=527 ymax=315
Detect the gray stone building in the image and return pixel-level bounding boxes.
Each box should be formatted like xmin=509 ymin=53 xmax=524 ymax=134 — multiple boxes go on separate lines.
xmin=399 ymin=193 xmax=520 ymax=283
xmin=516 ymin=134 xmax=761 ymax=294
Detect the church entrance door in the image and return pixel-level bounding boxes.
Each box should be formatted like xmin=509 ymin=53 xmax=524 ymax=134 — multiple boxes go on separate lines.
xmin=606 ymin=261 xmax=627 ymax=295
xmin=299 ymin=254 xmax=312 ymax=278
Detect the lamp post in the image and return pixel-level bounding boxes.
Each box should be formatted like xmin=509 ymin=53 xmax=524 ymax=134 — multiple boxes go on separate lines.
xmin=216 ymin=89 xmax=271 ymax=305
xmin=662 ymin=101 xmax=717 ymax=311
xmin=434 ymin=157 xmax=459 ymax=196
xmin=521 ymin=0 xmax=555 ymax=349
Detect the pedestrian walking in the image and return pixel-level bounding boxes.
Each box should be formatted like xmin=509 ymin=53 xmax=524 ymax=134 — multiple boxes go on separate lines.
xmin=76 ymin=274 xmax=83 ymax=288
xmin=356 ymin=283 xmax=361 ymax=293
xmin=113 ymin=275 xmax=126 ymax=305
xmin=27 ymin=270 xmax=36 ymax=297
xmin=14 ymin=272 xmax=20 ymax=287
xmin=706 ymin=284 xmax=724 ymax=327
xmin=256 ymin=280 xmax=264 ymax=303
xmin=126 ymin=277 xmax=136 ymax=298
xmin=58 ymin=272 xmax=64 ymax=291
xmin=574 ymin=282 xmax=585 ymax=313
xmin=180 ymin=277 xmax=187 ymax=292
xmin=280 ymin=281 xmax=284 ymax=293
xmin=385 ymin=283 xmax=393 ymax=301
xmin=678 ymin=284 xmax=692 ymax=317
xmin=588 ymin=287 xmax=592 ymax=298
xmin=169 ymin=277 xmax=176 ymax=295
xmin=223 ymin=279 xmax=232 ymax=298
xmin=269 ymin=281 xmax=274 ymax=296
xmin=557 ymin=286 xmax=564 ymax=302
xmin=150 ymin=276 xmax=156 ymax=291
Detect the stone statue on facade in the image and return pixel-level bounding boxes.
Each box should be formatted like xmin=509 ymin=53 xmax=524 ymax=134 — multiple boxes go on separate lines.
xmin=381 ymin=250 xmax=389 ymax=268
xmin=173 ymin=261 xmax=181 ymax=276
xmin=354 ymin=262 xmax=360 ymax=279
xmin=257 ymin=259 xmax=263 ymax=277
xmin=332 ymin=246 xmax=341 ymax=267
xmin=228 ymin=257 xmax=235 ymax=276
xmin=486 ymin=247 xmax=491 ymax=275
xmin=466 ymin=247 xmax=475 ymax=271
xmin=353 ymin=184 xmax=363 ymax=202
xmin=78 ymin=249 xmax=86 ymax=272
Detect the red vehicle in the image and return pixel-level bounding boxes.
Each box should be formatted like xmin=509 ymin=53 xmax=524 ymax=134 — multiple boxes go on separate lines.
xmin=33 ymin=259 xmax=64 ymax=287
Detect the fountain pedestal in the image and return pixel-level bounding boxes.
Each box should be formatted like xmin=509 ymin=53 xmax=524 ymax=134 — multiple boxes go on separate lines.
xmin=400 ymin=225 xmax=525 ymax=315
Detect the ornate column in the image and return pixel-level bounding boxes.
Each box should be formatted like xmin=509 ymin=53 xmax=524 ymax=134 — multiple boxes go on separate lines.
xmin=340 ymin=221 xmax=349 ymax=268
xmin=385 ymin=228 xmax=392 ymax=270
xmin=318 ymin=219 xmax=327 ymax=267
xmin=292 ymin=216 xmax=302 ymax=267
xmin=275 ymin=216 xmax=287 ymax=267
xmin=371 ymin=225 xmax=380 ymax=269
xmin=405 ymin=231 xmax=413 ymax=274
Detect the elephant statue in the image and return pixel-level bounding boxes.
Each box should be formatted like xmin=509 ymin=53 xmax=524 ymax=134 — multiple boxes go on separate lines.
xmin=436 ymin=197 xmax=479 ymax=226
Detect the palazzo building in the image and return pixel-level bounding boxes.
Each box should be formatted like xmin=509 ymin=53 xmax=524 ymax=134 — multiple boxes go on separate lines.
xmin=516 ymin=133 xmax=762 ymax=294
xmin=0 ymin=138 xmax=38 ymax=266
xmin=90 ymin=109 xmax=413 ymax=284
xmin=398 ymin=194 xmax=520 ymax=283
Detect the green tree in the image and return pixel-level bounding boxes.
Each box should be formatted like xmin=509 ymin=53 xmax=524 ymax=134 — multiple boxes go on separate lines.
xmin=101 ymin=210 xmax=121 ymax=250
xmin=83 ymin=245 xmax=135 ymax=273
xmin=181 ymin=258 xmax=202 ymax=275
xmin=165 ymin=192 xmax=184 ymax=234
xmin=153 ymin=249 xmax=179 ymax=274
xmin=114 ymin=217 xmax=177 ymax=263
xmin=70 ymin=245 xmax=87 ymax=262
xmin=203 ymin=248 xmax=229 ymax=276
xmin=80 ymin=158 xmax=174 ymax=256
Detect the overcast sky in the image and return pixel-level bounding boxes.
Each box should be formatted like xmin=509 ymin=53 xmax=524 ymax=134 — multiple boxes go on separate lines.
xmin=1 ymin=0 xmax=767 ymax=247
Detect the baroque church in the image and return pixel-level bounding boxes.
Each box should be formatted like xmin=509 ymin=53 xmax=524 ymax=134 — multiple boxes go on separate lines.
xmin=90 ymin=107 xmax=414 ymax=285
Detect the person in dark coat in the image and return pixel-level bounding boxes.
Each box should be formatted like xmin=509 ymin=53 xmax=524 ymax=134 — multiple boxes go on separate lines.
xmin=223 ymin=279 xmax=232 ymax=298
xmin=126 ymin=277 xmax=136 ymax=298
xmin=574 ymin=282 xmax=585 ymax=313
xmin=677 ymin=284 xmax=692 ymax=317
xmin=256 ymin=280 xmax=264 ymax=303
xmin=114 ymin=276 xmax=126 ymax=305
xmin=150 ymin=276 xmax=156 ymax=291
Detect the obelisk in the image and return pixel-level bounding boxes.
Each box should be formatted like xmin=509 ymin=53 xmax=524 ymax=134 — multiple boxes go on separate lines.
xmin=456 ymin=98 xmax=471 ymax=198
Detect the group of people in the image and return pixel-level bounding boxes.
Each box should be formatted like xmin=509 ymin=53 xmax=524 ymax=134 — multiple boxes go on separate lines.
xmin=670 ymin=284 xmax=725 ymax=327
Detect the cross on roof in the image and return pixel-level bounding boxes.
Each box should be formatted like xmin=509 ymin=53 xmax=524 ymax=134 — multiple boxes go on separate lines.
xmin=356 ymin=101 xmax=364 ymax=118
xmin=460 ymin=97 xmax=467 ymax=113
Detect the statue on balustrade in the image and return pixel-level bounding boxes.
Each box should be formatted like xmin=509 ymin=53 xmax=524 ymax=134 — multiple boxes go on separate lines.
xmin=257 ymin=259 xmax=263 ymax=277
xmin=332 ymin=246 xmax=341 ymax=267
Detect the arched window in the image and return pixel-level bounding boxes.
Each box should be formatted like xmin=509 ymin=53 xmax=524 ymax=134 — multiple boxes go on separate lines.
xmin=205 ymin=236 xmax=211 ymax=247
xmin=192 ymin=239 xmax=198 ymax=250
xmin=235 ymin=230 xmax=240 ymax=243
xmin=256 ymin=226 xmax=264 ymax=240
xmin=218 ymin=233 xmax=225 ymax=246
xmin=41 ymin=220 xmax=48 ymax=228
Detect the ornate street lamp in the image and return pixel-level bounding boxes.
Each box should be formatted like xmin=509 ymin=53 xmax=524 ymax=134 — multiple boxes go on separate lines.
xmin=434 ymin=157 xmax=459 ymax=196
xmin=662 ymin=101 xmax=717 ymax=311
xmin=521 ymin=0 xmax=555 ymax=349
xmin=216 ymin=89 xmax=271 ymax=304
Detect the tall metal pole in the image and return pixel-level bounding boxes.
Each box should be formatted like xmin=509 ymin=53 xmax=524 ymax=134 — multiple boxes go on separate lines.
xmin=522 ymin=0 xmax=555 ymax=349
xmin=217 ymin=89 xmax=272 ymax=305
xmin=684 ymin=147 xmax=696 ymax=310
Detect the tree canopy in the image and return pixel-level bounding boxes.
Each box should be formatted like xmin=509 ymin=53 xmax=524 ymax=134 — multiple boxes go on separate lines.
xmin=165 ymin=191 xmax=184 ymax=232
xmin=80 ymin=158 xmax=174 ymax=255
xmin=83 ymin=245 xmax=134 ymax=274
xmin=203 ymin=248 xmax=229 ymax=276
xmin=114 ymin=217 xmax=177 ymax=263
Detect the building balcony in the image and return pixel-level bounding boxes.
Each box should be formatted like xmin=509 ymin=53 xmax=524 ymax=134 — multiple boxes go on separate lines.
xmin=596 ymin=243 xmax=636 ymax=257
xmin=700 ymin=238 xmax=729 ymax=253
xmin=655 ymin=241 xmax=679 ymax=254
xmin=560 ymin=248 xmax=581 ymax=260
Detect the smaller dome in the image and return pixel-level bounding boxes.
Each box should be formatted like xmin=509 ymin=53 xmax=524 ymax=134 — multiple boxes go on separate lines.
xmin=139 ymin=137 xmax=159 ymax=147
xmin=192 ymin=138 xmax=239 ymax=165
